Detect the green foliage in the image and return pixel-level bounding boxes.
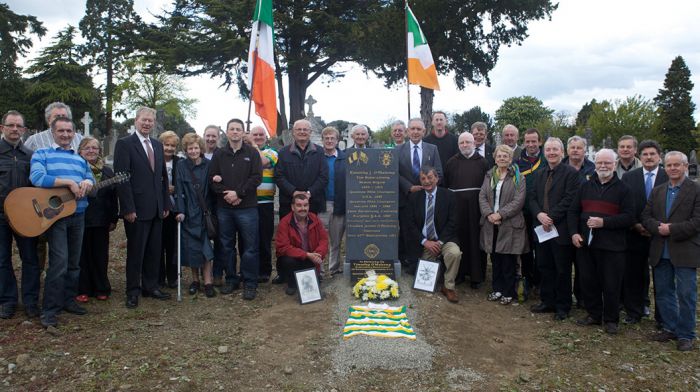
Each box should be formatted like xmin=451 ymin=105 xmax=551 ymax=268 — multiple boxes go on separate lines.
xmin=451 ymin=106 xmax=493 ymax=134
xmin=585 ymin=96 xmax=659 ymax=147
xmin=495 ymin=96 xmax=554 ymax=131
xmin=79 ymin=0 xmax=143 ymax=133
xmin=654 ymin=56 xmax=696 ymax=153
xmin=542 ymin=111 xmax=575 ymax=142
xmin=372 ymin=118 xmax=398 ymax=145
xmin=575 ymin=99 xmax=597 ymax=128
xmin=0 ymin=4 xmax=46 ymax=78
xmin=358 ymin=1 xmax=558 ymax=90
xmin=23 ymin=26 xmax=102 ymax=131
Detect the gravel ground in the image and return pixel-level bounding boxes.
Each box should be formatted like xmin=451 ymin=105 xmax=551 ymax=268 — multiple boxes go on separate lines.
xmin=328 ymin=271 xmax=436 ymax=376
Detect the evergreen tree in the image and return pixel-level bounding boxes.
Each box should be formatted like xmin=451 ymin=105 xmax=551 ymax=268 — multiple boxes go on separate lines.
xmin=24 ymin=26 xmax=102 ymax=131
xmin=79 ymin=0 xmax=143 ymax=135
xmin=452 ymin=106 xmax=493 ymax=134
xmin=654 ymin=56 xmax=696 ymax=153
xmin=575 ymin=99 xmax=597 ymax=128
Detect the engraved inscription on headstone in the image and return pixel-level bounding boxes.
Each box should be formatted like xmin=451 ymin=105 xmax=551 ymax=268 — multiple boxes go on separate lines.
xmin=345 ymin=149 xmax=399 ymax=281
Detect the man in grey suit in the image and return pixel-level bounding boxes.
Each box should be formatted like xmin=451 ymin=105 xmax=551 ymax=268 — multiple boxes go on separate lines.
xmin=643 ymin=151 xmax=700 ymax=351
xmin=397 ymin=118 xmax=442 ymax=272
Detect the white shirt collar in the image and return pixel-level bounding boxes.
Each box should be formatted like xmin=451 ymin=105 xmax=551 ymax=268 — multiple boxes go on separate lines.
xmin=136 ymin=132 xmax=150 ymax=144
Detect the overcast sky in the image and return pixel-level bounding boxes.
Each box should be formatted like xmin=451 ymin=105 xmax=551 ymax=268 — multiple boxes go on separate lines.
xmin=8 ymin=0 xmax=700 ymax=134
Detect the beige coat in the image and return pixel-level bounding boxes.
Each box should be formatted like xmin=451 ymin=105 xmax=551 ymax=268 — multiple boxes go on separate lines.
xmin=479 ymin=168 xmax=529 ymax=255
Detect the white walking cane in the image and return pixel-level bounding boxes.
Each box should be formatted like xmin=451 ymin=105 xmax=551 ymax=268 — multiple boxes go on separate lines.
xmin=177 ymin=220 xmax=182 ymax=302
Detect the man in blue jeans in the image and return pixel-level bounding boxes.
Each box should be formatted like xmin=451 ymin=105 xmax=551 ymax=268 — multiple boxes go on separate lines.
xmin=643 ymin=151 xmax=700 ymax=351
xmin=0 ymin=110 xmax=40 ymax=320
xmin=30 ymin=116 xmax=94 ymax=329
xmin=209 ymin=118 xmax=262 ymax=300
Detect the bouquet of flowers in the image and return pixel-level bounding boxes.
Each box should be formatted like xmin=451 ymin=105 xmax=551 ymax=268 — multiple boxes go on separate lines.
xmin=352 ymin=270 xmax=399 ymax=301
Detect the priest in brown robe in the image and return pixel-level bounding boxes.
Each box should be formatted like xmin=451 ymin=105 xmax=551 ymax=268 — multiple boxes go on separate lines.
xmin=444 ymin=132 xmax=490 ymax=288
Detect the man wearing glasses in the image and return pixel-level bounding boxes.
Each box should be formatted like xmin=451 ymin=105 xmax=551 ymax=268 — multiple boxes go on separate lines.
xmin=275 ymin=119 xmax=329 ymax=219
xmin=0 ymin=111 xmax=40 ymax=320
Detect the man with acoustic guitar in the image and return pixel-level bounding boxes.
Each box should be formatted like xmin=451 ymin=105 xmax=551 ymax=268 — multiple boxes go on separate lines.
xmin=29 ymin=116 xmax=94 ymax=329
xmin=0 ymin=111 xmax=40 ymax=320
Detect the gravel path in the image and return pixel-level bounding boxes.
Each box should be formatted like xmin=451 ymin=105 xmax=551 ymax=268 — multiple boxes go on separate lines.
xmin=327 ymin=272 xmax=435 ymax=376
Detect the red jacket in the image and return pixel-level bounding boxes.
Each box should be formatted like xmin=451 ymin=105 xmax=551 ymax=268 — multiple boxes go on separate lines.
xmin=275 ymin=212 xmax=329 ymax=272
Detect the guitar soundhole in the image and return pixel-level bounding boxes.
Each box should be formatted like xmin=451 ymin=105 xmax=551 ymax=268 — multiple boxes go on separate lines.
xmin=48 ymin=196 xmax=62 ymax=208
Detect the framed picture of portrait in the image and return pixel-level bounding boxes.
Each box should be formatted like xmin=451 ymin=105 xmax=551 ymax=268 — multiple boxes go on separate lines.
xmin=413 ymin=259 xmax=440 ymax=293
xmin=294 ymin=268 xmax=322 ymax=304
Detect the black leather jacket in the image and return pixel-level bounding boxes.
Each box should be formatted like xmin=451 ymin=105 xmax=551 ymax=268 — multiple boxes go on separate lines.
xmin=0 ymin=138 xmax=33 ymax=216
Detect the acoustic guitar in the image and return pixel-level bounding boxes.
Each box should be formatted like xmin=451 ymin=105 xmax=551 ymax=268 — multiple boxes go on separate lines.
xmin=3 ymin=172 xmax=129 ymax=237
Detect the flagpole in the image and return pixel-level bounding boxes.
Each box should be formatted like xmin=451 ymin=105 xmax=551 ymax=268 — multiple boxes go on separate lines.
xmin=246 ymin=23 xmax=262 ymax=134
xmin=405 ymin=0 xmax=411 ymax=120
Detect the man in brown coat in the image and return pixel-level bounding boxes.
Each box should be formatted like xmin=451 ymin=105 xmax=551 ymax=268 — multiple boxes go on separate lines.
xmin=642 ymin=151 xmax=700 ymax=351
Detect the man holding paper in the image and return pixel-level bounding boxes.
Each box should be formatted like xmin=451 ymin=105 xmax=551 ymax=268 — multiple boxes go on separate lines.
xmin=527 ymin=137 xmax=578 ymax=320
xmin=568 ymin=149 xmax=634 ymax=334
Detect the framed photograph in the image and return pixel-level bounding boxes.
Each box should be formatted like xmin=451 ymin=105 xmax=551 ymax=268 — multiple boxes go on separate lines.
xmin=294 ymin=268 xmax=322 ymax=304
xmin=413 ymin=259 xmax=440 ymax=293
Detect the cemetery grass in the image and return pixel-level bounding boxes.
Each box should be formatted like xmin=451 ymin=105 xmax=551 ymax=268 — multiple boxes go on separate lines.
xmin=0 ymin=224 xmax=698 ymax=391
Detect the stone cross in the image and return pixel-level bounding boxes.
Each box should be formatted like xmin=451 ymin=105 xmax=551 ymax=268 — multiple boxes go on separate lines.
xmin=305 ymin=95 xmax=317 ymax=117
xmin=81 ymin=112 xmax=92 ymax=137
xmin=128 ymin=125 xmax=137 ymax=135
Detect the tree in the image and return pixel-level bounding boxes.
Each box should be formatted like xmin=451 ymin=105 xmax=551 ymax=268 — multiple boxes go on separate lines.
xmin=357 ymin=1 xmax=557 ymax=125
xmin=586 ymin=96 xmax=658 ymax=147
xmin=152 ymin=0 xmax=377 ymax=131
xmin=575 ymin=99 xmax=597 ymax=128
xmin=451 ymin=106 xmax=493 ymax=135
xmin=494 ymin=96 xmax=554 ymax=131
xmin=0 ymin=4 xmax=46 ymax=78
xmin=654 ymin=56 xmax=696 ymax=153
xmin=24 ymin=26 xmax=102 ymax=131
xmin=118 ymin=60 xmax=198 ymax=137
xmin=0 ymin=4 xmax=46 ymax=119
xmin=79 ymin=0 xmax=143 ymax=135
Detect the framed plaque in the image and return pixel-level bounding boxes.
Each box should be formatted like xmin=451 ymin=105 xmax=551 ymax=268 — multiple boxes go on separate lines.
xmin=294 ymin=268 xmax=322 ymax=304
xmin=413 ymin=259 xmax=440 ymax=293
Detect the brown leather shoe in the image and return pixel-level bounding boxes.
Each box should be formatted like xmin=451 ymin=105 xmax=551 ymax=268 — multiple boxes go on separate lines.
xmin=441 ymin=287 xmax=459 ymax=303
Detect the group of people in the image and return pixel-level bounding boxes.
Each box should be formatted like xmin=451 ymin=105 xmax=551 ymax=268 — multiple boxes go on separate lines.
xmin=390 ymin=112 xmax=698 ymax=352
xmin=0 ymin=105 xmax=697 ymax=352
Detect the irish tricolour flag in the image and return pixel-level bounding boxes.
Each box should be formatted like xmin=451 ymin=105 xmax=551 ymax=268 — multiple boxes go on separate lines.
xmin=247 ymin=0 xmax=277 ymax=137
xmin=406 ymin=4 xmax=440 ymax=91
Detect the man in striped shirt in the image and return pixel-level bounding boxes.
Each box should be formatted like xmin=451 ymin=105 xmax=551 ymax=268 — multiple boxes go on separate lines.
xmin=249 ymin=125 xmax=278 ymax=283
xmin=30 ymin=117 xmax=94 ymax=329
xmin=25 ymin=102 xmax=83 ymax=152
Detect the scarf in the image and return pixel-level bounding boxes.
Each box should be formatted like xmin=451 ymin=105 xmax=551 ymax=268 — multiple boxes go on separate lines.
xmin=490 ymin=164 xmax=521 ymax=190
xmin=89 ymin=156 xmax=104 ymax=182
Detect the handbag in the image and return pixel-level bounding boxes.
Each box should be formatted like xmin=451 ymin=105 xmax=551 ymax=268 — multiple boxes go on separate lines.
xmin=186 ymin=163 xmax=218 ymax=239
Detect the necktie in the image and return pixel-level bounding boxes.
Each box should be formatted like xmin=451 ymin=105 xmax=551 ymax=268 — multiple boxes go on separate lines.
xmin=144 ymin=139 xmax=155 ymax=171
xmin=543 ymin=170 xmax=554 ymax=212
xmin=412 ymin=144 xmax=420 ymax=180
xmin=645 ymin=172 xmax=654 ymax=200
xmin=425 ymin=193 xmax=436 ymax=240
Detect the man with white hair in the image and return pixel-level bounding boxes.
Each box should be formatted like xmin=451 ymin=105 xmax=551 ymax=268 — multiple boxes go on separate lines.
xmin=643 ymin=151 xmax=700 ymax=351
xmin=501 ymin=124 xmax=522 ymax=158
xmin=569 ymin=148 xmax=634 ymax=335
xmin=528 ymin=137 xmax=578 ymax=321
xmin=443 ymin=131 xmax=489 ymax=288
xmin=350 ymin=124 xmax=369 ymax=148
xmin=387 ymin=120 xmax=406 ymax=148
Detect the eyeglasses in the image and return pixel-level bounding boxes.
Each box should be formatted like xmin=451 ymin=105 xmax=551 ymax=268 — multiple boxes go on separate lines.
xmin=81 ymin=146 xmax=100 ymax=151
xmin=294 ymin=128 xmax=310 ymax=132
xmin=2 ymin=124 xmax=26 ymax=130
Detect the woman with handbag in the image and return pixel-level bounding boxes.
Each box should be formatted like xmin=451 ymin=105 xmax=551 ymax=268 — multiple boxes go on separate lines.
xmin=175 ymin=133 xmax=216 ymax=297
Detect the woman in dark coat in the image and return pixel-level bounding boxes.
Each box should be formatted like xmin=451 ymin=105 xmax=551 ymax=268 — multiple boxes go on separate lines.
xmin=76 ymin=137 xmax=118 ymax=302
xmin=479 ymin=145 xmax=528 ymax=305
xmin=175 ymin=133 xmax=216 ymax=297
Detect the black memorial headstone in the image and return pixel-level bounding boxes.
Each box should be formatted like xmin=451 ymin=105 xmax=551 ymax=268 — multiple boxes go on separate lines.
xmin=345 ymin=149 xmax=399 ymax=282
